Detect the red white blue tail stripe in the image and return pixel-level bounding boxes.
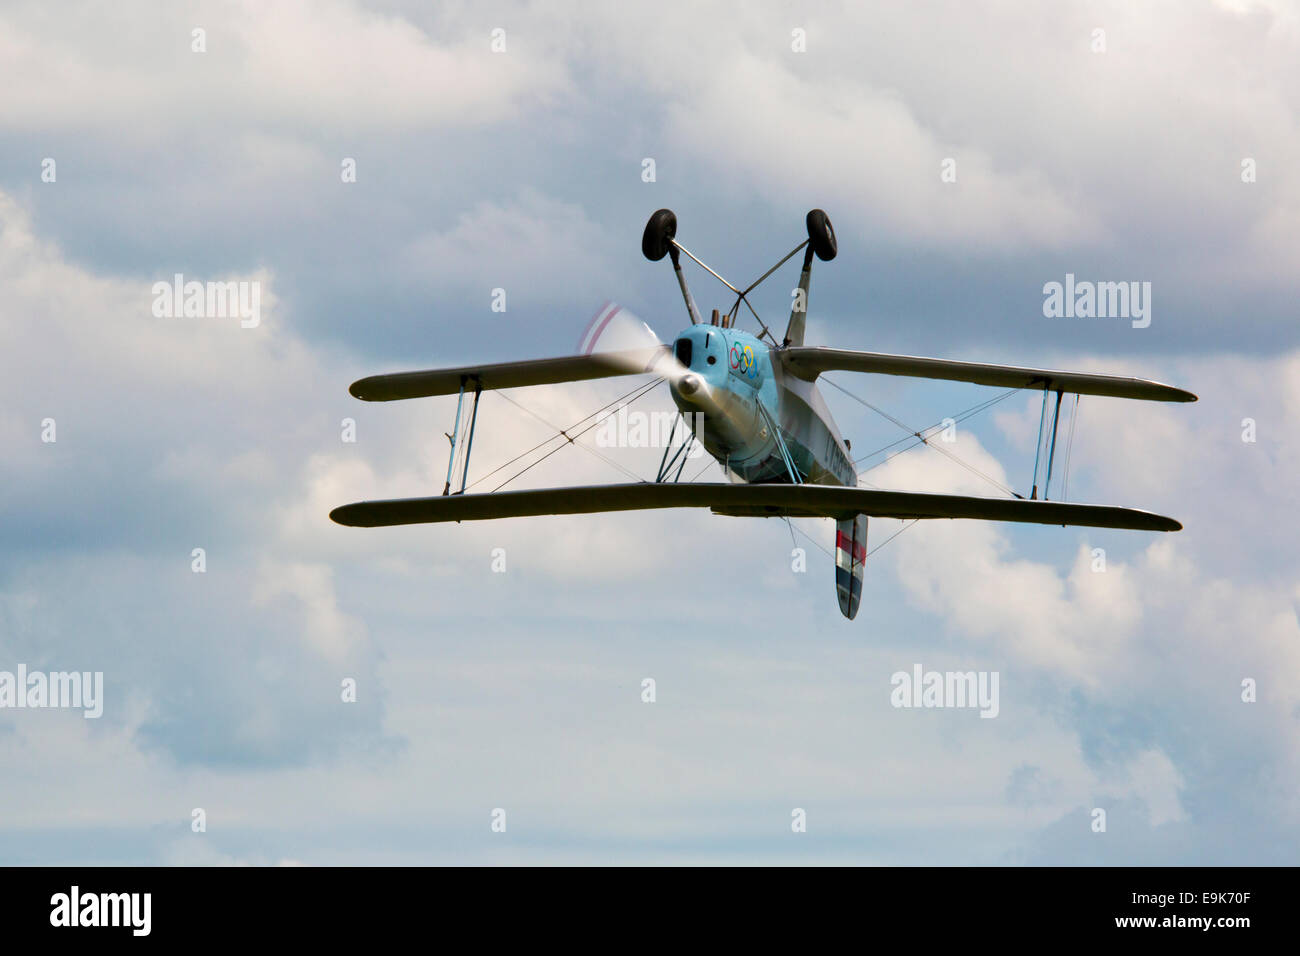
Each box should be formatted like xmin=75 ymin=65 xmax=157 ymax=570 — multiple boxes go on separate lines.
xmin=835 ymin=514 xmax=867 ymax=620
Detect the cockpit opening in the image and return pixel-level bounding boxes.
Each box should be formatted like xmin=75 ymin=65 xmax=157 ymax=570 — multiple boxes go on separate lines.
xmin=674 ymin=338 xmax=693 ymax=368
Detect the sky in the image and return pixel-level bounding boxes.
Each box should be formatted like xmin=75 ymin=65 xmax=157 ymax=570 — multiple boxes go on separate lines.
xmin=0 ymin=0 xmax=1297 ymax=865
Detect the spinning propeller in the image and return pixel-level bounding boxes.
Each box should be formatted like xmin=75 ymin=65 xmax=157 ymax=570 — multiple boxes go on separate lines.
xmin=579 ymin=302 xmax=758 ymax=457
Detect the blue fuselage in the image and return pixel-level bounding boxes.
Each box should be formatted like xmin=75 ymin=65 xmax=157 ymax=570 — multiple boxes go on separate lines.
xmin=668 ymin=326 xmax=856 ymax=487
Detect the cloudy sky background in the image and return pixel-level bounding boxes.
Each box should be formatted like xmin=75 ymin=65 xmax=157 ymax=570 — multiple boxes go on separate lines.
xmin=1 ymin=0 xmax=1296 ymax=864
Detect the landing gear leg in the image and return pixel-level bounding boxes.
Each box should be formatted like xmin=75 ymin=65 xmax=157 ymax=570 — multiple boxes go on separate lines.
xmin=643 ymin=208 xmax=703 ymax=326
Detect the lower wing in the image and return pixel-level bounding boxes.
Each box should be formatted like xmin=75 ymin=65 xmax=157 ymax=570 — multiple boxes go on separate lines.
xmin=330 ymin=482 xmax=1181 ymax=531
xmin=780 ymin=347 xmax=1197 ymax=403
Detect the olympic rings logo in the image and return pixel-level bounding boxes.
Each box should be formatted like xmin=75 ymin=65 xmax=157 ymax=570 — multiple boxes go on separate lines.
xmin=728 ymin=343 xmax=757 ymax=379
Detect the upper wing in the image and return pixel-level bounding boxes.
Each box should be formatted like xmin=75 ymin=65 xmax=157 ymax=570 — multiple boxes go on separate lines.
xmin=331 ymin=482 xmax=1181 ymax=531
xmin=349 ymin=347 xmax=669 ymax=401
xmin=780 ymin=347 xmax=1196 ymax=403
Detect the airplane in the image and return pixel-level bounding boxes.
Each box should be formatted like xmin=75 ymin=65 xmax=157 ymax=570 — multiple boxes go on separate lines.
xmin=331 ymin=208 xmax=1196 ymax=620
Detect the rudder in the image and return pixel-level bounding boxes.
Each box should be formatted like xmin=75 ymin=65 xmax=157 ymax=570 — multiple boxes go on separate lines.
xmin=835 ymin=514 xmax=867 ymax=619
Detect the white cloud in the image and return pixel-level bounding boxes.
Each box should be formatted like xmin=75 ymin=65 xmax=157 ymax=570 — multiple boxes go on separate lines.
xmin=1120 ymin=748 xmax=1188 ymax=827
xmin=663 ymin=51 xmax=1097 ymax=249
xmin=400 ymin=189 xmax=627 ymax=306
xmin=868 ymin=434 xmax=1144 ymax=681
xmin=0 ymin=0 xmax=569 ymax=134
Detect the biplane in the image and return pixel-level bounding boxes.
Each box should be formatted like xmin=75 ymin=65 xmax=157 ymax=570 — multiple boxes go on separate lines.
xmin=331 ymin=209 xmax=1195 ymax=619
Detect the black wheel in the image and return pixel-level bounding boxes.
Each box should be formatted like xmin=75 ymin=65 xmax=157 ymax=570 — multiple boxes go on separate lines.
xmin=642 ymin=208 xmax=677 ymax=261
xmin=806 ymin=208 xmax=837 ymax=261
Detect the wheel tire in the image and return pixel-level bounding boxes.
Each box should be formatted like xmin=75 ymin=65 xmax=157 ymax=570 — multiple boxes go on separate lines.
xmin=642 ymin=208 xmax=677 ymax=261
xmin=806 ymin=208 xmax=837 ymax=261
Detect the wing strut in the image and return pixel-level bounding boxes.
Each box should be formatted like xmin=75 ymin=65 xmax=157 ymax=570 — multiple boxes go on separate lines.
xmin=1042 ymin=390 xmax=1064 ymax=500
xmin=441 ymin=378 xmax=466 ymax=496
xmin=441 ymin=376 xmax=482 ymax=496
xmin=760 ymin=403 xmax=803 ymax=484
xmin=460 ymin=379 xmax=482 ymax=494
xmin=655 ymin=413 xmax=699 ymax=483
xmin=1031 ymin=388 xmax=1065 ymax=500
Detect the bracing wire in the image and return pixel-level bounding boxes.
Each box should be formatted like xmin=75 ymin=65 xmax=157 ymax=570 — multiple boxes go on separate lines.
xmin=825 ymin=378 xmax=1021 ymax=498
xmin=851 ymin=388 xmax=1020 ymax=467
xmin=463 ymin=378 xmax=663 ymax=492
xmin=492 ymin=388 xmax=646 ymax=484
xmin=488 ymin=379 xmax=665 ymax=493
xmin=784 ymin=513 xmax=923 ymax=564
xmin=867 ymin=519 xmax=921 ymax=557
xmin=1061 ymin=394 xmax=1080 ymax=502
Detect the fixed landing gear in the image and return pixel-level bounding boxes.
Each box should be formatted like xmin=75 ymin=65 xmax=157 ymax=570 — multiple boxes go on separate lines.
xmin=806 ymin=208 xmax=837 ymax=261
xmin=642 ymin=207 xmax=836 ymax=343
xmin=641 ymin=208 xmax=677 ymax=261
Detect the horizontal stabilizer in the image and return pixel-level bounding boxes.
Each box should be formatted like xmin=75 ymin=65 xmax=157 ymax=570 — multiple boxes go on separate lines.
xmin=331 ymin=482 xmax=1181 ymax=531
xmin=780 ymin=347 xmax=1196 ymax=403
xmin=349 ymin=347 xmax=669 ymax=401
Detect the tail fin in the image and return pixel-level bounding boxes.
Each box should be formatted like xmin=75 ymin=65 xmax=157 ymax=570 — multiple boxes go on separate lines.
xmin=782 ymin=248 xmax=814 ymax=346
xmin=835 ymin=514 xmax=867 ymax=619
